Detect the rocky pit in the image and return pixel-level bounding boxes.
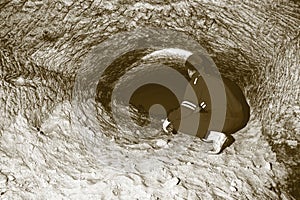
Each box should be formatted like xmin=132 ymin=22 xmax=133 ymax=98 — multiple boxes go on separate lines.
xmin=0 ymin=0 xmax=299 ymax=199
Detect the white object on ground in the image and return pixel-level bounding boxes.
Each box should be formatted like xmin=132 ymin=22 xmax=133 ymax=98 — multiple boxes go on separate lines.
xmin=156 ymin=139 xmax=167 ymax=147
xmin=207 ymin=131 xmax=228 ymax=154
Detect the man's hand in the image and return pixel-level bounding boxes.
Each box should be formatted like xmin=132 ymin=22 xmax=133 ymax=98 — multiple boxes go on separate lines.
xmin=162 ymin=118 xmax=176 ymax=134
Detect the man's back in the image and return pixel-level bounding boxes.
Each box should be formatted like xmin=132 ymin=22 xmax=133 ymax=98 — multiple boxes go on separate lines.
xmin=167 ymin=73 xmax=250 ymax=137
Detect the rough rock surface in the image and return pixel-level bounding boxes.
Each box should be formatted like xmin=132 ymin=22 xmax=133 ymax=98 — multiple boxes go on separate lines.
xmin=0 ymin=0 xmax=299 ymax=199
xmin=0 ymin=103 xmax=291 ymax=199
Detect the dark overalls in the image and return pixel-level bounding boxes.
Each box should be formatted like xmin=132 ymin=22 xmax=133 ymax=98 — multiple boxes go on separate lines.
xmin=167 ymin=73 xmax=250 ymax=138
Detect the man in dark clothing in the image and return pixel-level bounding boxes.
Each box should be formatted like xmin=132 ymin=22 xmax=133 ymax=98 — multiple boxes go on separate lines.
xmin=163 ymin=55 xmax=250 ymax=154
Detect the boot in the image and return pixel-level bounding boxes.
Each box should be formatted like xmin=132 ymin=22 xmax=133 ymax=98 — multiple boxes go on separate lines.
xmin=205 ymin=131 xmax=229 ymax=154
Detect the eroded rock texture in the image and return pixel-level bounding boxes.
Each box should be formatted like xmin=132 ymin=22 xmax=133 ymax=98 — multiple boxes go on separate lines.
xmin=0 ymin=0 xmax=299 ymax=198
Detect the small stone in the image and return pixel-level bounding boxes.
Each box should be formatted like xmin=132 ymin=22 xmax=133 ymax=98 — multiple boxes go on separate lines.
xmin=0 ymin=173 xmax=7 ymax=185
xmin=15 ymin=77 xmax=26 ymax=86
xmin=230 ymin=180 xmax=237 ymax=187
xmin=163 ymin=177 xmax=180 ymax=188
xmin=265 ymin=162 xmax=272 ymax=171
xmin=286 ymin=140 xmax=297 ymax=147
xmin=230 ymin=186 xmax=238 ymax=192
xmin=7 ymin=175 xmax=15 ymax=181
xmin=156 ymin=139 xmax=167 ymax=147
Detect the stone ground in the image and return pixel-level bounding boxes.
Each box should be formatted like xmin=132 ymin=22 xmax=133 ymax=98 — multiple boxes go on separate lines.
xmin=0 ymin=0 xmax=299 ymax=199
xmin=0 ymin=102 xmax=293 ymax=199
